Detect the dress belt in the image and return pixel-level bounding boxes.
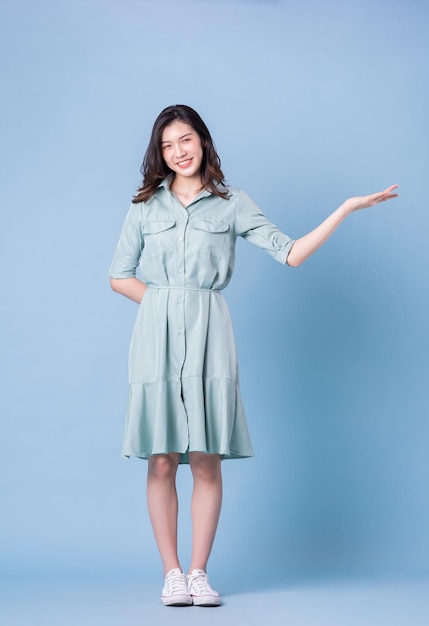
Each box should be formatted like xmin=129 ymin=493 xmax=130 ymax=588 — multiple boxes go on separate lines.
xmin=147 ymin=285 xmax=221 ymax=293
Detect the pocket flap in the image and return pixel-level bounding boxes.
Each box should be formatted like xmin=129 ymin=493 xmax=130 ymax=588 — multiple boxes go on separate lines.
xmin=191 ymin=219 xmax=229 ymax=233
xmin=142 ymin=220 xmax=176 ymax=235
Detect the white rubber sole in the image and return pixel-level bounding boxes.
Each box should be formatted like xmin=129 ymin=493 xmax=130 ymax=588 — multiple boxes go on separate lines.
xmin=191 ymin=595 xmax=222 ymax=607
xmin=161 ymin=594 xmax=192 ymax=606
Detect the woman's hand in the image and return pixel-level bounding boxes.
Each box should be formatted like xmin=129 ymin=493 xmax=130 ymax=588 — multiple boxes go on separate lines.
xmin=343 ymin=185 xmax=399 ymax=214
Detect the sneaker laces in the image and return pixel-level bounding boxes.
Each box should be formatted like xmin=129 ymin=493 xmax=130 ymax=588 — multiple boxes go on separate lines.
xmin=165 ymin=570 xmax=187 ymax=594
xmin=189 ymin=571 xmax=215 ymax=594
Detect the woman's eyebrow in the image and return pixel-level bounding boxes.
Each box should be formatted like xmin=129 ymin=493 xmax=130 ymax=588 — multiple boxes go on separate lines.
xmin=161 ymin=133 xmax=193 ymax=144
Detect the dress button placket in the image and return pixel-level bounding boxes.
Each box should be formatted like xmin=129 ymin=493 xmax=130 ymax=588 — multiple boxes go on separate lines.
xmin=177 ymin=211 xmax=188 ymax=281
xmin=177 ymin=214 xmax=187 ymax=380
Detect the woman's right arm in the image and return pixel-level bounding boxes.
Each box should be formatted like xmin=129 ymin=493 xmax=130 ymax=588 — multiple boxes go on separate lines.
xmin=109 ymin=203 xmax=145 ymax=302
xmin=110 ymin=277 xmax=147 ymax=304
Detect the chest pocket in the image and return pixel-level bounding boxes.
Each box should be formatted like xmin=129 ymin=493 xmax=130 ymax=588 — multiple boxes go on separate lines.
xmin=142 ymin=220 xmax=176 ymax=258
xmin=189 ymin=219 xmax=229 ymax=258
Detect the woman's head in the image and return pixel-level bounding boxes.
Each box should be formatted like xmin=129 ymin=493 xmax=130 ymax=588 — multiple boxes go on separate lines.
xmin=133 ymin=105 xmax=228 ymax=203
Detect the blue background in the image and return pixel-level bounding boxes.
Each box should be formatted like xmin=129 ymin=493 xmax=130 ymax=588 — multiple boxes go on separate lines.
xmin=1 ymin=0 xmax=428 ymax=594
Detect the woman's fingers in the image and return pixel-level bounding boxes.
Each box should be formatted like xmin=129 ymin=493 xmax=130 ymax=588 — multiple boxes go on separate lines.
xmin=372 ymin=185 xmax=400 ymax=204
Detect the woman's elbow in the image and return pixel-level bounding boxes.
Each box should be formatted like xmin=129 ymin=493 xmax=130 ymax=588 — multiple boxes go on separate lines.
xmin=286 ymin=250 xmax=302 ymax=267
xmin=110 ymin=278 xmax=122 ymax=292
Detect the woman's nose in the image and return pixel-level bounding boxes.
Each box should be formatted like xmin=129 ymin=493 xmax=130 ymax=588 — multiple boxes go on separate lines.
xmin=174 ymin=143 xmax=186 ymax=158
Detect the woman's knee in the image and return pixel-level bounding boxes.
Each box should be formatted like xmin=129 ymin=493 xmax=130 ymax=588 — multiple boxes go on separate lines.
xmin=148 ymin=453 xmax=179 ymax=480
xmin=189 ymin=453 xmax=221 ymax=482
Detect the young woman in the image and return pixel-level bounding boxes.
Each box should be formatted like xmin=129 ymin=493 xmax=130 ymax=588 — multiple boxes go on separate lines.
xmin=109 ymin=104 xmax=398 ymax=607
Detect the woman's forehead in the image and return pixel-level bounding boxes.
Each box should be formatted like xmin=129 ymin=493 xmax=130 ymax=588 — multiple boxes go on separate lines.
xmin=161 ymin=120 xmax=195 ymax=142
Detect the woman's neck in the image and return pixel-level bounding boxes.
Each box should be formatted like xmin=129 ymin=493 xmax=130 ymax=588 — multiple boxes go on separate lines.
xmin=170 ymin=174 xmax=203 ymax=207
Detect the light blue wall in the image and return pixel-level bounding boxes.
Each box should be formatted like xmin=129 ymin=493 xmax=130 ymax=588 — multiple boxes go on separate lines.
xmin=1 ymin=0 xmax=428 ymax=584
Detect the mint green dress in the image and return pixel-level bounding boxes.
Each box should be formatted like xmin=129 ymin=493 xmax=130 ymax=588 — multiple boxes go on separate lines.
xmin=109 ymin=178 xmax=295 ymax=463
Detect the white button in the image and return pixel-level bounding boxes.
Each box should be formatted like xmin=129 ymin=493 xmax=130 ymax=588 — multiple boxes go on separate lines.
xmin=178 ymin=267 xmax=184 ymax=273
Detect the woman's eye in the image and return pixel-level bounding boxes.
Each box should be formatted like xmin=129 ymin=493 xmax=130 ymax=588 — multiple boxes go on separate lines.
xmin=163 ymin=144 xmax=172 ymax=150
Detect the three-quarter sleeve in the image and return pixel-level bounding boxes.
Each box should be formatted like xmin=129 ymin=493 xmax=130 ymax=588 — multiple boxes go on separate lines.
xmin=235 ymin=190 xmax=295 ymax=264
xmin=109 ymin=203 xmax=144 ymax=278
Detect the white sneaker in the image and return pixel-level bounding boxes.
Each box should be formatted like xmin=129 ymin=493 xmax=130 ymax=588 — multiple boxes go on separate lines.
xmin=161 ymin=568 xmax=192 ymax=606
xmin=187 ymin=569 xmax=221 ymax=606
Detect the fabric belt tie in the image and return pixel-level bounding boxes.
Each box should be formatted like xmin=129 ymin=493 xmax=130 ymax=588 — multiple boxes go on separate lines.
xmin=147 ymin=285 xmax=221 ymax=293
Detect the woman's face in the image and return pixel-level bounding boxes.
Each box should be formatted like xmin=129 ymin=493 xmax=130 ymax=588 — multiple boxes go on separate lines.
xmin=161 ymin=120 xmax=203 ymax=181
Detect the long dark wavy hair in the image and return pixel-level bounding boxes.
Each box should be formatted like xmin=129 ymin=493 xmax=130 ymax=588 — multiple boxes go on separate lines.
xmin=132 ymin=105 xmax=229 ymax=203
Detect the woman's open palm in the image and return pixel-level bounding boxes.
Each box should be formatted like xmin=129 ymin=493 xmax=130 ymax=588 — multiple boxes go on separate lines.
xmin=346 ymin=185 xmax=399 ymax=212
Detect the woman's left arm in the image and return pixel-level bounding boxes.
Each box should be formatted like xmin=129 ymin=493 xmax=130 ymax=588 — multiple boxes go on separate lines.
xmin=286 ymin=185 xmax=399 ymax=267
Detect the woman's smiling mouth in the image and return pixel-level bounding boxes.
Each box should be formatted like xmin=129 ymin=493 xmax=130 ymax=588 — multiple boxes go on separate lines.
xmin=177 ymin=158 xmax=193 ymax=168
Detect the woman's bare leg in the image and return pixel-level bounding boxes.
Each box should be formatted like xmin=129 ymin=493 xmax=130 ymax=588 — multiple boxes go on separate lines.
xmin=147 ymin=453 xmax=181 ymax=575
xmin=188 ymin=452 xmax=222 ymax=573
